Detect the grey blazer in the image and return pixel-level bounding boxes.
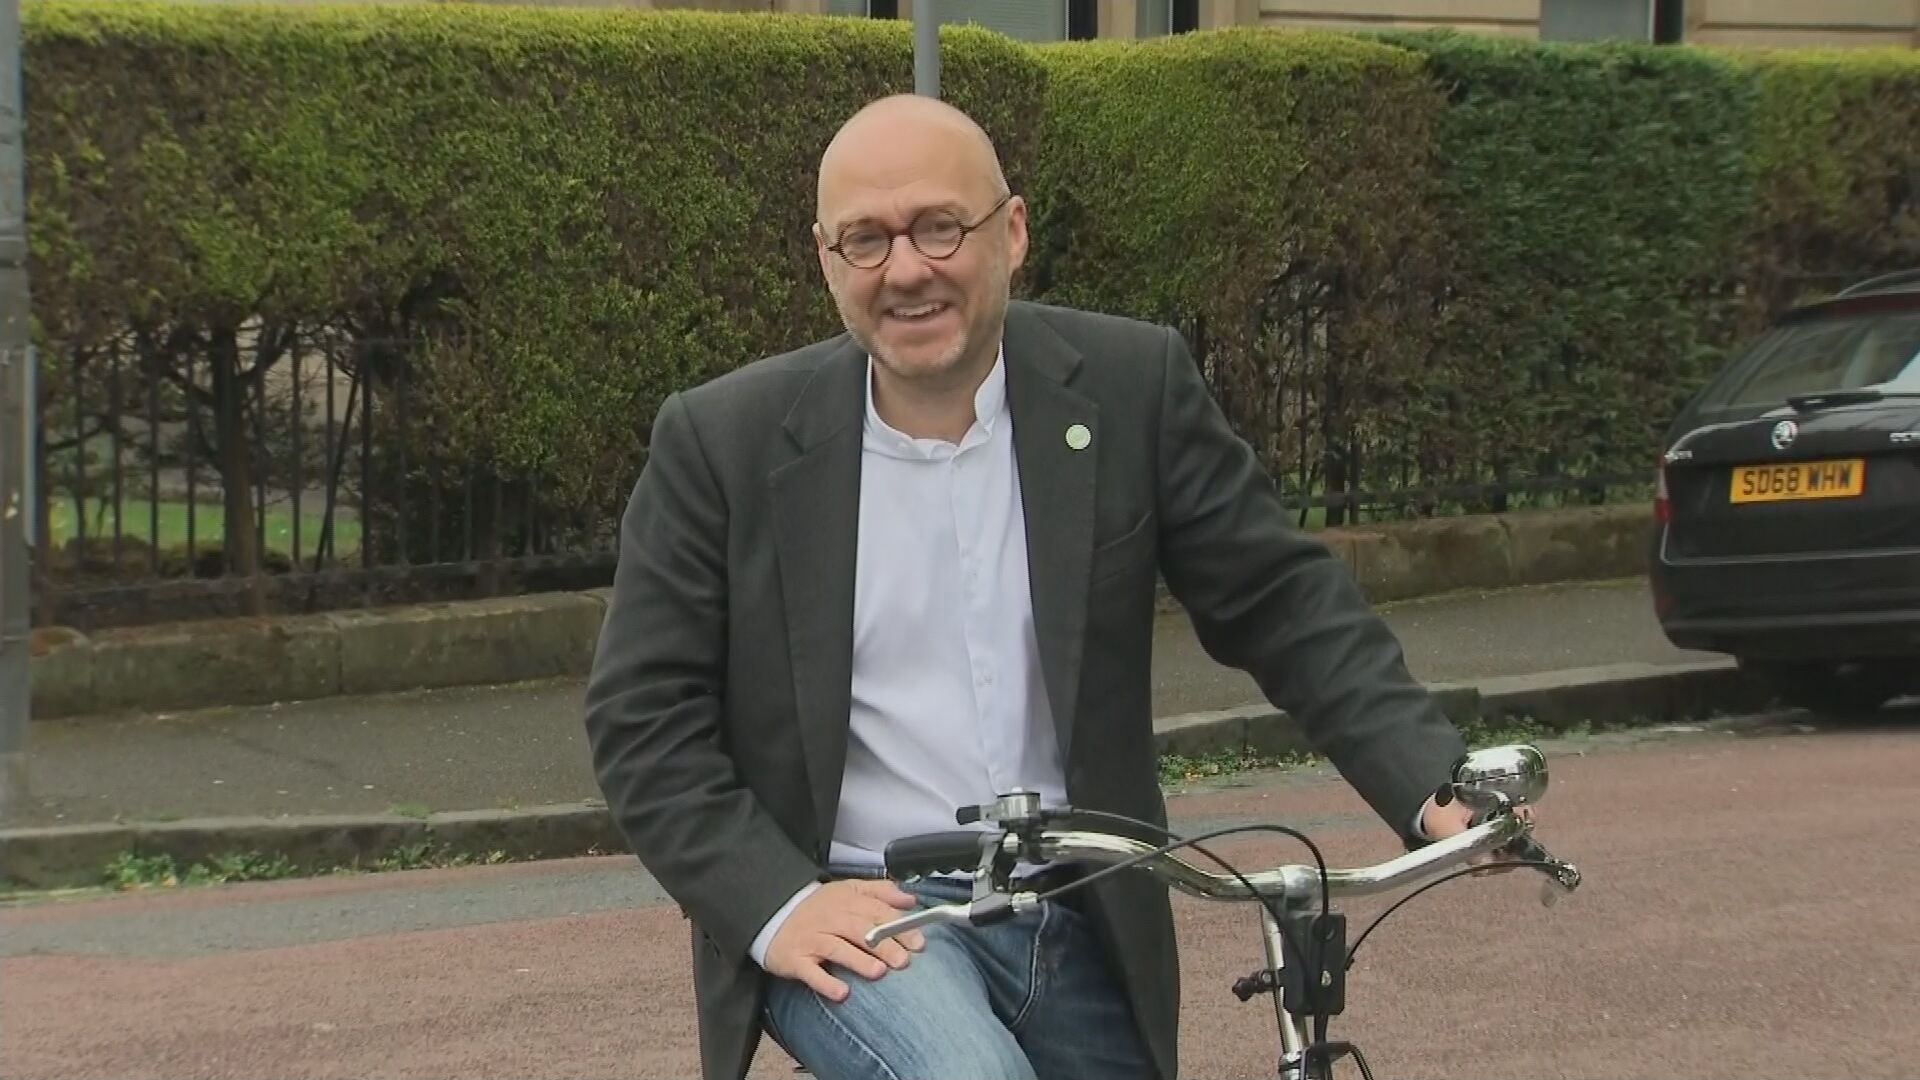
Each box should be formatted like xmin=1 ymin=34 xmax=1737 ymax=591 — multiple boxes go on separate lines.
xmin=583 ymin=300 xmax=1467 ymax=1080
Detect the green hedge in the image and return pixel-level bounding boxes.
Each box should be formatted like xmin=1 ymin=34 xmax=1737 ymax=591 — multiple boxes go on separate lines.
xmin=21 ymin=4 xmax=1920 ymax=603
xmin=1027 ymin=28 xmax=1449 ymax=516
xmin=1364 ymin=30 xmax=1760 ymax=501
xmin=1031 ymin=28 xmax=1920 ymax=517
xmin=24 ymin=2 xmax=1046 ymax=572
xmin=1735 ymin=47 xmax=1920 ymax=327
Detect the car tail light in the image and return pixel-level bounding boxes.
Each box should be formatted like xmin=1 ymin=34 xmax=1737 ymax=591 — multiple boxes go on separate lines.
xmin=1654 ymin=462 xmax=1671 ymax=524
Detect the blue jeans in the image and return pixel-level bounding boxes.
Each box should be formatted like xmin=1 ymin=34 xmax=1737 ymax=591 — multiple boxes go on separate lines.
xmin=761 ymin=877 xmax=1157 ymax=1080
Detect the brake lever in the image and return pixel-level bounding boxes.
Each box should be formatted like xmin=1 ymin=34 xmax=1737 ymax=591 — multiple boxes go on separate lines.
xmin=1458 ymin=788 xmax=1582 ymax=909
xmin=864 ymin=902 xmax=968 ymax=948
xmin=1495 ymin=830 xmax=1582 ymax=906
xmin=864 ymin=891 xmax=1038 ymax=948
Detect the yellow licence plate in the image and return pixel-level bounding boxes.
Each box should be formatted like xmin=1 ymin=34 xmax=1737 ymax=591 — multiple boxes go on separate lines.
xmin=1729 ymin=459 xmax=1866 ymax=504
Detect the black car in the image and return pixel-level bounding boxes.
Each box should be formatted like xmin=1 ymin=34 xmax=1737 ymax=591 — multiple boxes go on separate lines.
xmin=1652 ymin=269 xmax=1920 ymax=713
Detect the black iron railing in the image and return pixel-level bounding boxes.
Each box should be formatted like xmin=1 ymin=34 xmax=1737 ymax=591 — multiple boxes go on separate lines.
xmin=27 ymin=301 xmax=1694 ymax=632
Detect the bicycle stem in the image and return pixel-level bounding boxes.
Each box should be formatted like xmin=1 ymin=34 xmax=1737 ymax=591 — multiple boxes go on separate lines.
xmin=1260 ymin=905 xmax=1311 ymax=1077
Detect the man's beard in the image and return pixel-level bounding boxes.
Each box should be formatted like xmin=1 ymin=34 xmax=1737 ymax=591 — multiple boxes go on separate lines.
xmin=836 ymin=263 xmax=1008 ymax=385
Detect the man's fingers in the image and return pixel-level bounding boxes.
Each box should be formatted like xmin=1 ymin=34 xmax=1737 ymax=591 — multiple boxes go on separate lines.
xmin=794 ymin=960 xmax=852 ymax=1003
xmin=1467 ymin=850 xmax=1521 ymax=875
xmin=854 ymin=879 xmax=918 ymax=909
xmin=865 ymin=918 xmax=923 ymax=953
xmin=819 ymin=936 xmax=891 ymax=983
xmin=833 ymin=912 xmax=915 ymax=969
xmin=871 ymin=935 xmax=914 ymax=969
xmin=857 ymin=897 xmax=922 ymax=930
xmin=850 ymin=884 xmax=926 ymax=951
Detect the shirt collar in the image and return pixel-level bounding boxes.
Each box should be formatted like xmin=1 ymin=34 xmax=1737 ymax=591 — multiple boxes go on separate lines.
xmin=862 ymin=343 xmax=1008 ymax=458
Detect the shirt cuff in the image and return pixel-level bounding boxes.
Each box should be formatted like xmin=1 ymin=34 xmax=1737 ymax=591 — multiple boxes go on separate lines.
xmin=748 ymin=880 xmax=823 ymax=968
xmin=1410 ymin=802 xmax=1430 ymax=842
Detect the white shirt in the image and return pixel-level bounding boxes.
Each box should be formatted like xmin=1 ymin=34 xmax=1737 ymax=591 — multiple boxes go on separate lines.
xmin=745 ymin=347 xmax=1433 ymax=965
xmin=750 ymin=348 xmax=1068 ymax=965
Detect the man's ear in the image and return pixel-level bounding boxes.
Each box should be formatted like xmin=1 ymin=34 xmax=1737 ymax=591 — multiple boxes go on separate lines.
xmin=1006 ymin=196 xmax=1029 ymax=271
xmin=813 ymin=222 xmax=833 ymax=280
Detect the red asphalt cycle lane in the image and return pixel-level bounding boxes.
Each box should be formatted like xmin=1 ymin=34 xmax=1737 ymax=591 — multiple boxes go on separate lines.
xmin=5 ymin=711 xmax=1918 ymax=1079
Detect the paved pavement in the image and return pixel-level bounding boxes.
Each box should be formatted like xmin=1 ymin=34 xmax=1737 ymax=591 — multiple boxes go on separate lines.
xmin=9 ymin=577 xmax=1708 ymax=829
xmin=5 ymin=709 xmax=1918 ymax=1079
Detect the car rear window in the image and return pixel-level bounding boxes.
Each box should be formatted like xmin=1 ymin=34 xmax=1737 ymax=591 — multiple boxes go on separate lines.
xmin=1701 ymin=307 xmax=1920 ymax=410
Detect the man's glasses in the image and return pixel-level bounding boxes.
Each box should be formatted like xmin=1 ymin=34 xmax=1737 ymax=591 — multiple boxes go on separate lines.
xmin=825 ymin=193 xmax=1013 ymax=270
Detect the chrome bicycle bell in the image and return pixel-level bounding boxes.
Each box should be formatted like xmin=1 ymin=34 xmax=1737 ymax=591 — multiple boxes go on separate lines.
xmin=1449 ymin=743 xmax=1549 ymax=810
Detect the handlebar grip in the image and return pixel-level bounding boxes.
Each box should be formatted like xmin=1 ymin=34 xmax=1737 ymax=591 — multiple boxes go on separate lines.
xmin=885 ymin=831 xmax=989 ymax=879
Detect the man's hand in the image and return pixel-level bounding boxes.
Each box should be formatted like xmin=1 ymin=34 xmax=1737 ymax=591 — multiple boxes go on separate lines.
xmin=764 ymin=879 xmax=927 ymax=1002
xmin=1419 ymin=794 xmax=1476 ymax=842
xmin=1420 ymin=793 xmax=1537 ymax=871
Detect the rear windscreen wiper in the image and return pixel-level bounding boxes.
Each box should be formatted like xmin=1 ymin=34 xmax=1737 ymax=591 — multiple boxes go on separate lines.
xmin=1787 ymin=388 xmax=1885 ymax=411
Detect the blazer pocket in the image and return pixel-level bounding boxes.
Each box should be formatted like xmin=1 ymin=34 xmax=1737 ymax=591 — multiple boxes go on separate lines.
xmin=1089 ymin=510 xmax=1156 ymax=586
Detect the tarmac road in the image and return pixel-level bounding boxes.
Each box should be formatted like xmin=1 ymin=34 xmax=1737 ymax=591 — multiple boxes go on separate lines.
xmin=5 ymin=705 xmax=1918 ymax=1080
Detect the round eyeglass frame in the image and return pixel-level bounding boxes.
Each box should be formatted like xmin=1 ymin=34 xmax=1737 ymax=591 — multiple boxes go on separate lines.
xmin=825 ymin=193 xmax=1014 ymax=270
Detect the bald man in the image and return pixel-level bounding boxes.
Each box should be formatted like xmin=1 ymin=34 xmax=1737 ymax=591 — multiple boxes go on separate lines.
xmin=584 ymin=94 xmax=1478 ymax=1080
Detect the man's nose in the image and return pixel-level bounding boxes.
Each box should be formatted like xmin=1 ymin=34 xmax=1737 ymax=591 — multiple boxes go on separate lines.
xmin=882 ymin=235 xmax=936 ymax=289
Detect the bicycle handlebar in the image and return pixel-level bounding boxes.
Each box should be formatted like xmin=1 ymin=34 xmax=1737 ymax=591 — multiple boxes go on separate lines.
xmin=863 ymin=742 xmax=1582 ymax=949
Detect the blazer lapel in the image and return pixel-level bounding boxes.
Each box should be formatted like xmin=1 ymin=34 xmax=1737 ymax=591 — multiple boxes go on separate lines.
xmin=1003 ymin=305 xmax=1099 ymax=769
xmin=769 ymin=340 xmax=866 ymax=850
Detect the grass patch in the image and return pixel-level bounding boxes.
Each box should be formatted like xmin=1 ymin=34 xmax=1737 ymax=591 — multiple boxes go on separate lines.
xmin=1156 ymin=748 xmax=1315 ymax=785
xmin=1459 ymin=713 xmax=1558 ymax=747
xmin=103 ymin=850 xmax=300 ymax=891
xmin=87 ymin=840 xmax=523 ymax=894
xmin=368 ymin=841 xmax=508 ymax=873
xmin=47 ymin=496 xmax=362 ymax=560
xmin=1459 ymin=714 xmax=1628 ymax=747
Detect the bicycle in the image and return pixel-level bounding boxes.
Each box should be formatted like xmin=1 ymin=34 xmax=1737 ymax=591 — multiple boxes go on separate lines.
xmin=862 ymin=743 xmax=1583 ymax=1080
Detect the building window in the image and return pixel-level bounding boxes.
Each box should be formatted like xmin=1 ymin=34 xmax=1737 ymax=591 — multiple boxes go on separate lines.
xmin=1653 ymin=0 xmax=1685 ymax=44
xmin=1067 ymin=0 xmax=1097 ymax=40
xmin=826 ymin=0 xmax=898 ymax=16
xmin=920 ymin=0 xmax=1069 ymax=42
xmin=1137 ymin=0 xmax=1198 ymax=37
xmin=1137 ymin=0 xmax=1166 ymax=36
xmin=1542 ymin=0 xmax=1682 ymax=42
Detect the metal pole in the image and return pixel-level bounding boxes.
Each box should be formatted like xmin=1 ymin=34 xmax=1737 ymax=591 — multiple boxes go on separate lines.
xmin=0 ymin=0 xmax=32 ymax=818
xmin=913 ymin=0 xmax=938 ymax=98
